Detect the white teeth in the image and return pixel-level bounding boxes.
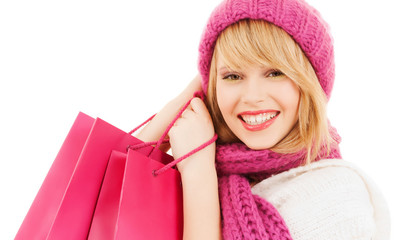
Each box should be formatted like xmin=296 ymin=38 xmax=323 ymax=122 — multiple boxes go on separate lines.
xmin=241 ymin=112 xmax=278 ymax=125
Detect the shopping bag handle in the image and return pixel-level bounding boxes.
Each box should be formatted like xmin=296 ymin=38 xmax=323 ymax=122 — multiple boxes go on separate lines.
xmin=130 ymin=133 xmax=217 ymax=176
xmin=153 ymin=133 xmax=218 ymax=176
xmin=128 ymin=91 xmax=218 ymax=175
xmin=127 ymin=91 xmax=205 ymax=143
xmin=128 ymin=114 xmax=156 ymax=136
xmin=154 ymin=91 xmax=206 ymax=150
xmin=127 ymin=115 xmax=170 ymax=151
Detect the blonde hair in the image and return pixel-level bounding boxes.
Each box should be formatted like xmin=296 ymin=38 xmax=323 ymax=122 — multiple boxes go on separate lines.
xmin=206 ymin=19 xmax=334 ymax=164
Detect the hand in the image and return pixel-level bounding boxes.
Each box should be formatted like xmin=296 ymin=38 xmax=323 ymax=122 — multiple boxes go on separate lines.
xmin=135 ymin=74 xmax=202 ymax=151
xmin=177 ymin=74 xmax=202 ymax=102
xmin=168 ymin=97 xmax=216 ymax=175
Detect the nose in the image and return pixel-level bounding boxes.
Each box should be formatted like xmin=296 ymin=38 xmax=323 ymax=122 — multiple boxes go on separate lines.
xmin=241 ymin=78 xmax=266 ymax=105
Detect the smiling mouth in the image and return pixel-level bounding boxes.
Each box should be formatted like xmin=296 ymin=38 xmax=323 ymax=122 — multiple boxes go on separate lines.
xmin=237 ymin=110 xmax=280 ymax=132
xmin=239 ymin=112 xmax=280 ymax=125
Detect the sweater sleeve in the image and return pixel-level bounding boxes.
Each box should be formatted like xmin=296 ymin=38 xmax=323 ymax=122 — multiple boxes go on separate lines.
xmin=251 ymin=161 xmax=382 ymax=240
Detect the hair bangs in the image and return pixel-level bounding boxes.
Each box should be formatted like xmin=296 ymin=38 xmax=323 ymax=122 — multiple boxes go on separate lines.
xmin=215 ymin=19 xmax=282 ymax=71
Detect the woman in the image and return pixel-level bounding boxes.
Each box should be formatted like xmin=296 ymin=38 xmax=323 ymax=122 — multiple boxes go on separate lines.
xmin=137 ymin=0 xmax=390 ymax=239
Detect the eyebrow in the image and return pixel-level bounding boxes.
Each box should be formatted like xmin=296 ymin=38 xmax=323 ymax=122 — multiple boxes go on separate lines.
xmin=218 ymin=67 xmax=228 ymax=72
xmin=218 ymin=66 xmax=237 ymax=74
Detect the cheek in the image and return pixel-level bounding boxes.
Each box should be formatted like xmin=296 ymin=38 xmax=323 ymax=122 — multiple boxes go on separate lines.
xmin=273 ymin=80 xmax=300 ymax=116
xmin=216 ymin=81 xmax=235 ymax=117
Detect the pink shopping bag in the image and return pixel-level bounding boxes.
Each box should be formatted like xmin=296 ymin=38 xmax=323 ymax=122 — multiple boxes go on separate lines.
xmin=88 ymin=92 xmax=217 ymax=240
xmin=115 ymin=148 xmax=184 ymax=240
xmin=86 ymin=150 xmax=127 ymax=240
xmin=15 ymin=112 xmax=145 ymax=240
xmin=87 ymin=147 xmax=184 ymax=240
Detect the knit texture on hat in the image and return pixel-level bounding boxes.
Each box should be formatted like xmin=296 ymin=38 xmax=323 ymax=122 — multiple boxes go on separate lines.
xmin=198 ymin=0 xmax=335 ymax=99
xmin=215 ymin=126 xmax=342 ymax=239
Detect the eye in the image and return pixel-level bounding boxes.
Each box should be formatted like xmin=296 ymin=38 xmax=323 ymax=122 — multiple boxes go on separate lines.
xmin=268 ymin=70 xmax=284 ymax=78
xmin=222 ymin=74 xmax=241 ymax=81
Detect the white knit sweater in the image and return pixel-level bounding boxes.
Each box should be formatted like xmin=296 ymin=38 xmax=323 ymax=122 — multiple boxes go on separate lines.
xmin=251 ymin=159 xmax=390 ymax=240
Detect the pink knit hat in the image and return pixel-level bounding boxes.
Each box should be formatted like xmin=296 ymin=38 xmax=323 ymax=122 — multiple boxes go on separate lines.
xmin=198 ymin=0 xmax=335 ymax=100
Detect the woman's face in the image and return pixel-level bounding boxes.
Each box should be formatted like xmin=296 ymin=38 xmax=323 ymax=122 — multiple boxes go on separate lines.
xmin=216 ymin=52 xmax=301 ymax=150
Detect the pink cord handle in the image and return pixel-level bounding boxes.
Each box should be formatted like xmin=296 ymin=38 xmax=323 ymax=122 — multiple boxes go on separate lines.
xmin=127 ymin=114 xmax=170 ymax=151
xmin=127 ymin=91 xmax=217 ymax=175
xmin=128 ymin=139 xmax=170 ymax=151
xmin=128 ymin=114 xmax=156 ymax=135
xmin=153 ymin=133 xmax=218 ymax=176
xmin=154 ymin=91 xmax=205 ymax=150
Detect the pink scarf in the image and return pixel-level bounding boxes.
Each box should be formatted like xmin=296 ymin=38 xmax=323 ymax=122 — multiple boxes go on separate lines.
xmin=215 ymin=129 xmax=342 ymax=239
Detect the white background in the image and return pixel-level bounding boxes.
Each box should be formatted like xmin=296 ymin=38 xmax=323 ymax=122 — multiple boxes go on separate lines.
xmin=1 ymin=0 xmax=410 ymax=239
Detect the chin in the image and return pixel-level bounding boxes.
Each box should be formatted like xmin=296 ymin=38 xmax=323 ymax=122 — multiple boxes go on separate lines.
xmin=242 ymin=139 xmax=279 ymax=151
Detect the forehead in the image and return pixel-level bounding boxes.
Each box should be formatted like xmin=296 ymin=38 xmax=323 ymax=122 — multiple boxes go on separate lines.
xmin=215 ymin=50 xmax=274 ymax=72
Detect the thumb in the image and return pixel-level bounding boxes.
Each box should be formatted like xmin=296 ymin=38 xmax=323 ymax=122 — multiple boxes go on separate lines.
xmin=190 ymin=97 xmax=210 ymax=117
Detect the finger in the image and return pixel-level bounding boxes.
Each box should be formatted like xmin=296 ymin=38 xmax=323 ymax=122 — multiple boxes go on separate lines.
xmin=181 ymin=108 xmax=195 ymax=119
xmin=185 ymin=102 xmax=193 ymax=111
xmin=190 ymin=97 xmax=209 ymax=116
xmin=180 ymin=100 xmax=194 ymax=117
xmin=172 ymin=118 xmax=179 ymax=127
xmin=173 ymin=113 xmax=187 ymax=127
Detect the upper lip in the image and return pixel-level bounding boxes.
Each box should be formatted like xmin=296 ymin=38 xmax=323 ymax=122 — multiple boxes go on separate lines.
xmin=237 ymin=110 xmax=280 ymax=122
xmin=238 ymin=110 xmax=279 ymax=117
